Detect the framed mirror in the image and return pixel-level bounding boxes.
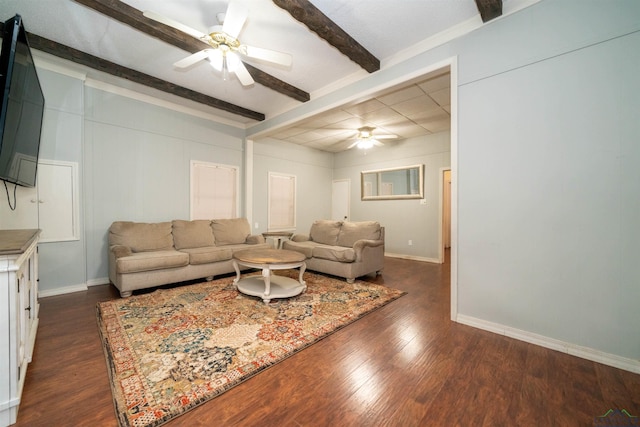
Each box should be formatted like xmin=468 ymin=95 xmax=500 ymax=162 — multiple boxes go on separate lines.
xmin=361 ymin=164 xmax=424 ymax=200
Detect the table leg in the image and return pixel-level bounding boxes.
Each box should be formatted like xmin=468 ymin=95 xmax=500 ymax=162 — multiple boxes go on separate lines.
xmin=232 ymin=260 xmax=241 ymax=288
xmin=262 ymin=267 xmax=272 ymax=304
xmin=299 ymin=262 xmax=307 ymax=291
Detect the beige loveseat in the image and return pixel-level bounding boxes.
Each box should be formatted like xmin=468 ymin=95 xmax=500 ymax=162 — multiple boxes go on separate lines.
xmin=108 ymin=218 xmax=270 ymax=297
xmin=282 ymin=220 xmax=384 ymax=283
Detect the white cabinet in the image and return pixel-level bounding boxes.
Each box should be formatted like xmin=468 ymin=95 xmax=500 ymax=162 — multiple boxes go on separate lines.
xmin=0 ymin=229 xmax=40 ymax=426
xmin=0 ymin=160 xmax=78 ymax=242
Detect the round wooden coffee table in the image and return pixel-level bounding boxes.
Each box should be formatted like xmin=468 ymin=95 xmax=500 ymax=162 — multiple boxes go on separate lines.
xmin=232 ymin=248 xmax=306 ymax=304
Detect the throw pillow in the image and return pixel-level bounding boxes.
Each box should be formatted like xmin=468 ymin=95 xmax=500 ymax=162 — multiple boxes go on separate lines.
xmin=172 ymin=220 xmax=215 ymax=250
xmin=211 ymin=218 xmax=251 ymax=245
xmin=337 ymin=221 xmax=381 ymax=247
xmin=309 ymin=220 xmax=342 ymax=245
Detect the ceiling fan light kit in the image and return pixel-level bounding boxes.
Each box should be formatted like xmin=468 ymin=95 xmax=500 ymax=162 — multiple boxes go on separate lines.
xmin=144 ymin=2 xmax=293 ymax=87
xmin=347 ymin=126 xmax=398 ymax=150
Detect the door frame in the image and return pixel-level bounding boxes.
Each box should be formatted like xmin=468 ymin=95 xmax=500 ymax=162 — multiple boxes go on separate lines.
xmin=438 ymin=167 xmax=452 ymax=264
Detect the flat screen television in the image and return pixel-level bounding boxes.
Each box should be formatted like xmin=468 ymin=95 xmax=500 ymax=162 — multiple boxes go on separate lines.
xmin=0 ymin=14 xmax=45 ymax=188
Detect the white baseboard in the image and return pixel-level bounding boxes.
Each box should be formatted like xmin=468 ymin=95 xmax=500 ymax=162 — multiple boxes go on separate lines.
xmin=384 ymin=252 xmax=440 ymax=263
xmin=39 ymin=284 xmax=88 ymax=298
xmin=456 ymin=314 xmax=640 ymax=374
xmin=87 ymin=277 xmax=110 ymax=287
xmin=38 ymin=277 xmax=111 ymax=298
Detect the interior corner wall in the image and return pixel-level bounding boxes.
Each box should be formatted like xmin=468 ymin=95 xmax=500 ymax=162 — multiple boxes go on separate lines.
xmin=333 ymin=132 xmax=451 ymax=261
xmin=251 ymin=138 xmax=334 ymax=235
xmin=454 ymin=0 xmax=640 ymax=360
xmin=83 ymin=87 xmax=245 ymax=284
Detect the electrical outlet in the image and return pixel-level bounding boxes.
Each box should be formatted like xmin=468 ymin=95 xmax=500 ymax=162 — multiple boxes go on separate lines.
xmin=254 ymin=222 xmax=259 ymax=229
xmin=408 ymin=240 xmax=413 ymax=246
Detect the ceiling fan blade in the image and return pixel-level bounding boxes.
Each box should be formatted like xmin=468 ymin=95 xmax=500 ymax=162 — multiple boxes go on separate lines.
xmin=375 ymin=134 xmax=398 ymax=139
xmin=373 ymin=139 xmax=385 ymax=147
xmin=173 ymin=50 xmax=212 ymax=68
xmin=143 ymin=10 xmax=207 ymax=40
xmin=222 ymin=2 xmax=249 ymax=38
xmin=242 ymin=45 xmax=292 ymax=67
xmin=347 ymin=140 xmax=360 ymax=149
xmin=234 ymin=61 xmax=254 ymax=86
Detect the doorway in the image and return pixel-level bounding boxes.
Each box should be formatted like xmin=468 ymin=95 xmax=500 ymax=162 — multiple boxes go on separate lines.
xmin=331 ymin=179 xmax=350 ymax=221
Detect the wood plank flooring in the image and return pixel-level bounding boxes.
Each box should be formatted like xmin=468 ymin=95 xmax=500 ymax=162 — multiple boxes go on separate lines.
xmin=15 ymin=256 xmax=640 ymax=426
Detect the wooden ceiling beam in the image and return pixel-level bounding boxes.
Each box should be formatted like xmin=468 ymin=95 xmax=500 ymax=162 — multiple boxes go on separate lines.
xmin=475 ymin=0 xmax=503 ymax=23
xmin=273 ymin=0 xmax=380 ymax=73
xmin=23 ymin=30 xmax=265 ymax=121
xmin=74 ymin=0 xmax=310 ymax=102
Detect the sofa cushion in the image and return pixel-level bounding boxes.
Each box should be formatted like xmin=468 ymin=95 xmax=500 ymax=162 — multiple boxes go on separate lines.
xmin=116 ymin=250 xmax=188 ymax=274
xmin=109 ymin=221 xmax=174 ymax=252
xmin=337 ymin=221 xmax=381 ymax=247
xmin=179 ymin=247 xmax=232 ymax=265
xmin=282 ymin=240 xmax=315 ymax=258
xmin=172 ymin=220 xmax=215 ymax=250
xmin=312 ymin=245 xmax=356 ymax=263
xmin=211 ymin=218 xmax=250 ymax=246
xmin=309 ymin=220 xmax=342 ymax=246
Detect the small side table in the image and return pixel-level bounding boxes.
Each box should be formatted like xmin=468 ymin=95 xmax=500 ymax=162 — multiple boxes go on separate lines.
xmin=262 ymin=231 xmax=294 ymax=249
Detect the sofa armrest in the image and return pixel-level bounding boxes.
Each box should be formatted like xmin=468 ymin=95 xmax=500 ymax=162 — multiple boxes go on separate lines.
xmin=246 ymin=234 xmax=266 ymax=244
xmin=353 ymin=239 xmax=384 ymax=261
xmin=111 ymin=244 xmax=133 ymax=259
xmin=291 ymin=234 xmax=310 ymax=242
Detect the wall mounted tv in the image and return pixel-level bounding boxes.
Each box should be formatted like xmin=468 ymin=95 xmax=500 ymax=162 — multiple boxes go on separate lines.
xmin=0 ymin=14 xmax=45 ymax=188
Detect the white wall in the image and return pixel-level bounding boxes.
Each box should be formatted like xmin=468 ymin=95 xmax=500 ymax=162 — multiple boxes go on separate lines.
xmin=455 ymin=2 xmax=640 ymax=361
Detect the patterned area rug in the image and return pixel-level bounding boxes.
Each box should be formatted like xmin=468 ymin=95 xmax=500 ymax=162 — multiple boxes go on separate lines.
xmin=96 ymin=271 xmax=405 ymax=427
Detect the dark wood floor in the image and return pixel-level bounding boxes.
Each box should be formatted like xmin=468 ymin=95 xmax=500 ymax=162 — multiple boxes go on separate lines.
xmin=15 ymin=255 xmax=639 ymax=426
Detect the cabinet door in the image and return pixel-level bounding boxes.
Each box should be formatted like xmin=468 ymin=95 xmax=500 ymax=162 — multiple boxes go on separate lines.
xmin=0 ymin=160 xmax=79 ymax=242
xmin=37 ymin=161 xmax=78 ymax=242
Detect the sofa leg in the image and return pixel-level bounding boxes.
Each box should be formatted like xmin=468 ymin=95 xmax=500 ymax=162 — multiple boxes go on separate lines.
xmin=347 ymin=278 xmax=355 ymax=284
xmin=206 ymin=276 xmax=214 ymax=281
xmin=120 ymin=290 xmax=132 ymax=298
xmin=376 ymin=270 xmax=383 ymax=276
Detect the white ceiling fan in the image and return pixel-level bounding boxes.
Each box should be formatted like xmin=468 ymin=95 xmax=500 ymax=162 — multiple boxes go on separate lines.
xmin=143 ymin=2 xmax=292 ymax=86
xmin=347 ymin=126 xmax=398 ymax=149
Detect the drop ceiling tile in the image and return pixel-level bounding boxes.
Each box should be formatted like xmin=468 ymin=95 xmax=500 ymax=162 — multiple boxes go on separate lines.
xmin=359 ymin=107 xmax=408 ymax=125
xmin=418 ymin=74 xmax=450 ymax=93
xmin=410 ymin=107 xmax=450 ymax=122
xmin=383 ymin=122 xmax=432 ymax=138
xmin=429 ymin=88 xmax=450 ymax=106
xmin=392 ymin=95 xmax=439 ymax=116
xmin=326 ymin=117 xmax=371 ymax=132
xmin=421 ymin=118 xmax=451 ymax=133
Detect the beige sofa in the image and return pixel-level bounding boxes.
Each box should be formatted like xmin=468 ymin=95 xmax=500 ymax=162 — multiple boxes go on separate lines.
xmin=282 ymin=220 xmax=384 ymax=283
xmin=108 ymin=218 xmax=270 ymax=297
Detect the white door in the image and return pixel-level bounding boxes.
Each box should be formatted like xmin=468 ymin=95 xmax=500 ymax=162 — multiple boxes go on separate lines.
xmin=331 ymin=179 xmax=350 ymax=221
